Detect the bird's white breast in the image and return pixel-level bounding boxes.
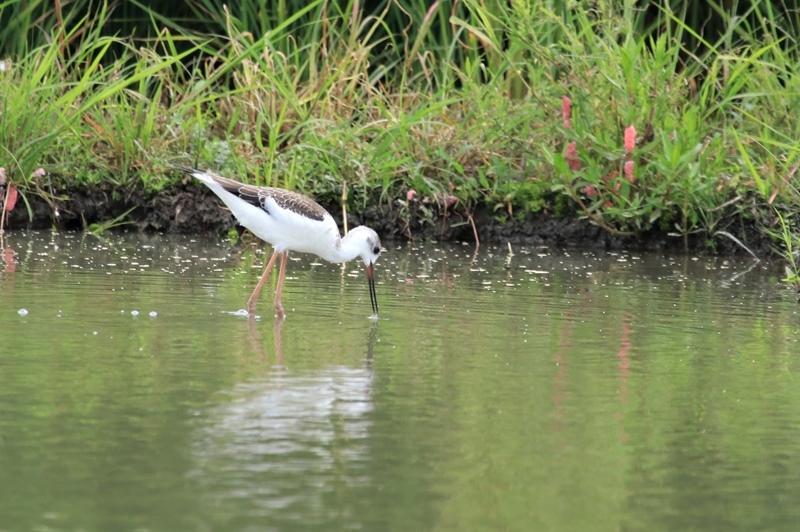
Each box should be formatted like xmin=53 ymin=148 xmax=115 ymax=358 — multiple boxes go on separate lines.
xmin=256 ymin=196 xmax=341 ymax=256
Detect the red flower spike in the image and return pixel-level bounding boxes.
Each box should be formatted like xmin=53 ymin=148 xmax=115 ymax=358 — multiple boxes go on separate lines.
xmin=624 ymin=161 xmax=635 ymax=183
xmin=624 ymin=125 xmax=636 ymax=153
xmin=4 ymin=185 xmax=18 ymax=212
xmin=562 ymin=96 xmax=572 ymax=129
xmin=565 ymin=142 xmax=580 ymax=171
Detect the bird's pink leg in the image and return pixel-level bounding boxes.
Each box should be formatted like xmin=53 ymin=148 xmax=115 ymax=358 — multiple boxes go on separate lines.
xmin=273 ymin=251 xmax=289 ymax=319
xmin=248 ymin=250 xmax=280 ymax=317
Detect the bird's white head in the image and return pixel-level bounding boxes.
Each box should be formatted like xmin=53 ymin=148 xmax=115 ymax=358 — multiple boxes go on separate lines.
xmin=344 ymin=226 xmax=382 ymax=316
xmin=353 ymin=226 xmax=382 ymax=267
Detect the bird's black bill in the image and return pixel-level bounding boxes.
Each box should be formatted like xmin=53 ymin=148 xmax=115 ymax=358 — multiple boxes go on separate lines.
xmin=367 ymin=263 xmax=379 ymax=316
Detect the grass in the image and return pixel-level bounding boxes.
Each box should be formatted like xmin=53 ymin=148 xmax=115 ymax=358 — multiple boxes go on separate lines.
xmin=2 ymin=0 xmax=800 ymax=266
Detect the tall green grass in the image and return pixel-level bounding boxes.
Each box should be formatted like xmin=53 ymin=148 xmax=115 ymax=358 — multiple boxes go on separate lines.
xmin=1 ymin=0 xmax=800 ymax=260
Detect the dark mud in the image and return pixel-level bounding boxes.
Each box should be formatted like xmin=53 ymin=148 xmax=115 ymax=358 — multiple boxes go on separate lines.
xmin=4 ymin=183 xmax=776 ymax=256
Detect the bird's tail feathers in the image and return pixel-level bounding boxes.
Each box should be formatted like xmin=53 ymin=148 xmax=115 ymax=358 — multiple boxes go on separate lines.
xmin=174 ymin=164 xmax=216 ymax=186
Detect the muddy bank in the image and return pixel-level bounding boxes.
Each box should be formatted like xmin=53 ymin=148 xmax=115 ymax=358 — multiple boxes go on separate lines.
xmin=5 ymin=183 xmax=776 ymax=256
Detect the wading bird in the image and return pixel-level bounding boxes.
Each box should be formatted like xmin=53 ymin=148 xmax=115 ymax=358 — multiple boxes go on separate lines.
xmin=178 ymin=166 xmax=381 ymax=319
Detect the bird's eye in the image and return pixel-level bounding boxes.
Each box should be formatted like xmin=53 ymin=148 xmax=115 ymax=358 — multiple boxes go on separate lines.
xmin=373 ymin=246 xmax=381 ymax=255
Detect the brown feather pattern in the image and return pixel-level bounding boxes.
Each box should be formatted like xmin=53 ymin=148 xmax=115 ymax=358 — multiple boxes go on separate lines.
xmin=206 ymin=173 xmax=327 ymax=222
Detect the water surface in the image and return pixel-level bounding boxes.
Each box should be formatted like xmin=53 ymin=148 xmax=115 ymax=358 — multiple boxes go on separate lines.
xmin=1 ymin=231 xmax=799 ymax=531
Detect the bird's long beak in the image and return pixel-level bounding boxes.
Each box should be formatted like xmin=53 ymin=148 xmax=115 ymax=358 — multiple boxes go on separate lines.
xmin=367 ymin=262 xmax=378 ymax=316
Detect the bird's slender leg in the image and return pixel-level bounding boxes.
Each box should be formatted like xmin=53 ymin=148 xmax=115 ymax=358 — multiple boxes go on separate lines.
xmin=248 ymin=250 xmax=280 ymax=317
xmin=273 ymin=251 xmax=289 ymax=319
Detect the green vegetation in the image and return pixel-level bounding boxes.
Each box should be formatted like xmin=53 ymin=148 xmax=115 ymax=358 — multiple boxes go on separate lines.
xmin=1 ymin=0 xmax=800 ymax=259
xmin=767 ymin=208 xmax=800 ymax=294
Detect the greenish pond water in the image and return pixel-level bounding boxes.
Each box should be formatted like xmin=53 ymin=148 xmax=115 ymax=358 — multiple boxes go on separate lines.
xmin=1 ymin=231 xmax=799 ymax=531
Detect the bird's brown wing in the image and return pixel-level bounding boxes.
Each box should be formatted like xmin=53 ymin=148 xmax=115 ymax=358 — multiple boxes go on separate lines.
xmin=259 ymin=188 xmax=327 ymax=222
xmin=204 ymin=172 xmax=327 ymax=222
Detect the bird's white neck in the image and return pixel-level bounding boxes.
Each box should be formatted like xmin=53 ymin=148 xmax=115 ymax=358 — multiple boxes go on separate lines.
xmin=321 ymin=227 xmax=371 ymax=264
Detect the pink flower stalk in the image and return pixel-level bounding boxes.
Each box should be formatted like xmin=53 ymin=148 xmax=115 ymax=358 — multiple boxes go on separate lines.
xmin=446 ymin=195 xmax=458 ymax=208
xmin=3 ymin=185 xmax=17 ymax=212
xmin=624 ymin=125 xmax=636 ymax=153
xmin=424 ymin=1 xmax=439 ymax=23
xmin=623 ymin=125 xmax=636 ymax=182
xmin=624 ymin=160 xmax=635 ymax=183
xmin=0 ymin=167 xmax=6 ymax=185
xmin=565 ymin=141 xmax=580 ymax=171
xmin=582 ymin=185 xmax=597 ymax=197
xmin=31 ymin=167 xmax=46 ymax=179
xmin=406 ymin=189 xmax=417 ymax=202
xmin=562 ymin=96 xmax=572 ymax=129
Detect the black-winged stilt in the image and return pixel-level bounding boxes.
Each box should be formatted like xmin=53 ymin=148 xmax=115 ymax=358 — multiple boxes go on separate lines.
xmin=179 ymin=166 xmax=381 ymax=319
